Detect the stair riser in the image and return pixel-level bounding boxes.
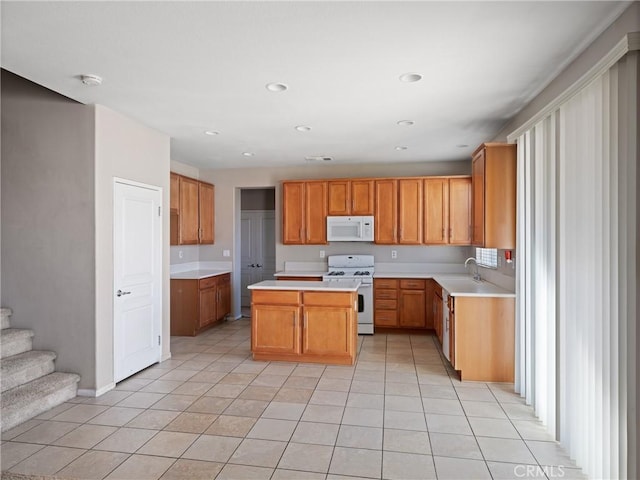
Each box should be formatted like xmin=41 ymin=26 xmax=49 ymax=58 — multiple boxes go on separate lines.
xmin=1 ymin=382 xmax=77 ymax=432
xmin=1 ymin=337 xmax=33 ymax=359
xmin=1 ymin=359 xmax=55 ymax=393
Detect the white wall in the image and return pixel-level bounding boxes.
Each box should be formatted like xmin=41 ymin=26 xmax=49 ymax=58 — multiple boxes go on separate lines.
xmin=1 ymin=71 xmax=97 ymax=388
xmin=94 ymin=105 xmax=170 ymax=392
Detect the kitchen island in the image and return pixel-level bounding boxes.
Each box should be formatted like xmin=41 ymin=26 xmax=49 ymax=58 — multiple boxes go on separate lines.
xmin=247 ymin=280 xmax=360 ymax=365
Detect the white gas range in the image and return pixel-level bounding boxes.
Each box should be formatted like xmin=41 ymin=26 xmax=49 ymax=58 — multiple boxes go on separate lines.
xmin=322 ymin=255 xmax=374 ymax=335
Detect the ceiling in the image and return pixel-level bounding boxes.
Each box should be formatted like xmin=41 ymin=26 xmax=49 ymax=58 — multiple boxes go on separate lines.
xmin=1 ymin=1 xmax=630 ymax=170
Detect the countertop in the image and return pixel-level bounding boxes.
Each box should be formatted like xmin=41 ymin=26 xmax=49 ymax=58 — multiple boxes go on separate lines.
xmin=170 ymin=269 xmax=231 ymax=280
xmin=273 ymin=270 xmax=514 ymax=298
xmin=248 ymin=280 xmax=361 ymax=292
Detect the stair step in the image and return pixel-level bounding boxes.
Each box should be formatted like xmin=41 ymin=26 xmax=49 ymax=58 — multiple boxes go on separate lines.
xmin=1 ymin=372 xmax=80 ymax=432
xmin=1 ymin=351 xmax=57 ymax=392
xmin=1 ymin=307 xmax=12 ymax=330
xmin=1 ymin=329 xmax=35 ymax=358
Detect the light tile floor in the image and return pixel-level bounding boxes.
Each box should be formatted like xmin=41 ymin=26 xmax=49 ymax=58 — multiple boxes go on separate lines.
xmin=1 ymin=319 xmax=587 ymax=480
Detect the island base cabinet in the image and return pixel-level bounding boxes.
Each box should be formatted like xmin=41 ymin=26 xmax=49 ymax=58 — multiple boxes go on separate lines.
xmin=251 ymin=290 xmax=357 ymax=365
xmin=251 ymin=305 xmax=301 ymax=355
xmin=453 ymin=296 xmax=515 ymax=382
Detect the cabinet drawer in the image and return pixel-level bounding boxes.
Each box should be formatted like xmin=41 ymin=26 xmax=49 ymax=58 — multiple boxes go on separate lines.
xmin=252 ymin=290 xmax=301 ymax=305
xmin=199 ymin=276 xmax=218 ymax=289
xmin=375 ymin=288 xmax=397 ymax=300
xmin=375 ymin=310 xmax=398 ymax=326
xmin=304 ymin=291 xmax=353 ymax=307
xmin=400 ymin=279 xmax=426 ymax=289
xmin=375 ymin=299 xmax=397 ymax=310
xmin=375 ymin=278 xmax=398 ymax=289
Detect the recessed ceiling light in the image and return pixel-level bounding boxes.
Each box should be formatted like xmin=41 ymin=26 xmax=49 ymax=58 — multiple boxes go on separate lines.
xmin=80 ymin=74 xmax=102 ymax=86
xmin=399 ymin=73 xmax=422 ymax=83
xmin=242 ymin=152 xmax=254 ymax=157
xmin=395 ymin=146 xmax=408 ymax=151
xmin=295 ymin=125 xmax=312 ymax=132
xmin=266 ymin=82 xmax=288 ymax=92
xmin=204 ymin=130 xmax=219 ymax=136
xmin=457 ymin=144 xmax=469 ymax=148
xmin=397 ymin=120 xmax=414 ymax=126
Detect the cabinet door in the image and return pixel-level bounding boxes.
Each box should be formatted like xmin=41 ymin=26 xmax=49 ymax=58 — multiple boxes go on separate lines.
xmin=179 ymin=176 xmax=200 ymax=245
xmin=170 ymin=173 xmax=180 ymax=212
xmin=423 ymin=178 xmax=448 ymax=245
xmin=399 ymin=289 xmax=426 ymax=327
xmin=449 ymin=298 xmax=455 ymax=367
xmin=251 ymin=305 xmax=301 ymax=354
xmin=472 ymin=149 xmax=485 ymax=246
xmin=449 ymin=178 xmax=471 ymax=245
xmin=328 ymin=181 xmax=350 ymax=215
xmin=351 ymin=180 xmax=374 ymax=215
xmin=282 ymin=182 xmax=305 ymax=244
xmin=216 ymin=275 xmax=230 ymax=321
xmin=199 ymin=286 xmax=217 ymax=328
xmin=199 ymin=182 xmax=215 ymax=244
xmin=302 ymin=306 xmax=353 ymax=356
xmin=398 ymin=178 xmax=423 ymax=244
xmin=305 ymin=181 xmax=328 ymax=244
xmin=374 ymin=179 xmax=397 ymax=244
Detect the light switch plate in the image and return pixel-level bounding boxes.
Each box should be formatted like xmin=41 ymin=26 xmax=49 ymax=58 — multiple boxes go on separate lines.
xmin=223 ymin=250 xmax=230 ymax=257
xmin=391 ymin=250 xmax=397 ymax=259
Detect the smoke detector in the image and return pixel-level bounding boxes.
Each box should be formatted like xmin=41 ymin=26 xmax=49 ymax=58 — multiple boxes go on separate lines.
xmin=80 ymin=74 xmax=103 ymax=86
xmin=305 ymin=156 xmax=333 ymax=162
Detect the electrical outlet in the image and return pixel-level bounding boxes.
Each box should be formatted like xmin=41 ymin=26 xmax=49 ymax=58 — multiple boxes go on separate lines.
xmin=223 ymin=250 xmax=230 ymax=257
xmin=391 ymin=250 xmax=397 ymax=259
xmin=319 ymin=250 xmax=325 ymax=258
xmin=178 ymin=250 xmax=183 ymax=259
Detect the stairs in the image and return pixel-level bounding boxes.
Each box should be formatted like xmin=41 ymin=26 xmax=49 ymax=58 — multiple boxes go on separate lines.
xmin=1 ymin=308 xmax=80 ymax=432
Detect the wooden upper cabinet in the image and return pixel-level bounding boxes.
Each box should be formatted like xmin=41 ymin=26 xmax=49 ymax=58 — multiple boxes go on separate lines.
xmin=424 ymin=178 xmax=449 ymax=245
xmin=328 ymin=181 xmax=350 ymax=215
xmin=448 ymin=177 xmax=471 ymax=245
xmin=198 ymin=182 xmax=215 ymax=244
xmin=179 ymin=176 xmax=200 ymax=245
xmin=398 ymin=178 xmax=423 ymax=244
xmin=282 ymin=182 xmax=305 ymax=245
xmin=328 ymin=179 xmax=374 ymax=216
xmin=304 ymin=181 xmax=328 ymax=244
xmin=170 ymin=173 xmax=180 ymax=212
xmin=170 ymin=173 xmax=215 ymax=245
xmin=374 ymin=179 xmax=397 ymax=244
xmin=282 ymin=181 xmax=327 ymax=245
xmin=472 ymin=143 xmax=516 ymax=249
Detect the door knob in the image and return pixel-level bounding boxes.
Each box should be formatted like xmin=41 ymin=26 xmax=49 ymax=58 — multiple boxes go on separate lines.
xmin=257 ymin=264 xmax=262 ymax=268
xmin=116 ymin=289 xmax=131 ymax=297
xmin=251 ymin=264 xmax=256 ymax=267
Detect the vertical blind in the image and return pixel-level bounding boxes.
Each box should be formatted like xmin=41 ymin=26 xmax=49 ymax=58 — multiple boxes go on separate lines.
xmin=511 ymin=46 xmax=637 ymax=480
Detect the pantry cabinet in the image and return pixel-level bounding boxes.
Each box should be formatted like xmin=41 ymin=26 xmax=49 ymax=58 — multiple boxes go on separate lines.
xmin=170 ymin=273 xmax=231 ymax=336
xmin=471 ymin=143 xmax=517 ymax=248
xmin=170 ymin=172 xmax=215 ymax=245
xmin=328 ymin=179 xmax=375 ymax=216
xmin=282 ymin=181 xmax=327 ymax=245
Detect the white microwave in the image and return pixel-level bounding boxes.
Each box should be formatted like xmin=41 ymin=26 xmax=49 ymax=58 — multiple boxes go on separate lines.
xmin=326 ymin=216 xmax=374 ymax=242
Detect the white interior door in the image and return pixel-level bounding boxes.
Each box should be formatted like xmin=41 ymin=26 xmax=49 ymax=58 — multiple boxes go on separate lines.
xmin=240 ymin=210 xmax=276 ymax=307
xmin=114 ymin=179 xmax=162 ymax=383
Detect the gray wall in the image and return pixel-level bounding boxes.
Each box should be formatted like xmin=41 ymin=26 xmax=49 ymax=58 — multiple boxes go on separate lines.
xmin=1 ymin=70 xmax=96 ymax=386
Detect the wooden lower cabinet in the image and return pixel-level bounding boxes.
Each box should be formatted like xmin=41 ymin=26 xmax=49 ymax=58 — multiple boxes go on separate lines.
xmin=251 ymin=289 xmax=357 ymax=365
xmin=450 ymin=296 xmax=515 ymax=382
xmin=170 ymin=273 xmax=231 ymax=336
xmin=374 ymin=278 xmax=432 ymax=330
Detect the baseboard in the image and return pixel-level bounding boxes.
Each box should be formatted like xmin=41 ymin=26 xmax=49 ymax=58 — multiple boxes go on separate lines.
xmin=77 ymin=382 xmax=115 ymax=397
xmin=161 ymin=352 xmax=172 ymax=362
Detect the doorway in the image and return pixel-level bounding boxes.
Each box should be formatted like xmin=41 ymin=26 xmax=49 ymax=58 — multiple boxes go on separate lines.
xmin=240 ymin=188 xmax=276 ymax=310
xmin=113 ymin=179 xmax=162 ymax=383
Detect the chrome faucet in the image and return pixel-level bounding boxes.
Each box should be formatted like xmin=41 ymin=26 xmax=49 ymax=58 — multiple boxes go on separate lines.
xmin=464 ymin=257 xmax=482 ymax=281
